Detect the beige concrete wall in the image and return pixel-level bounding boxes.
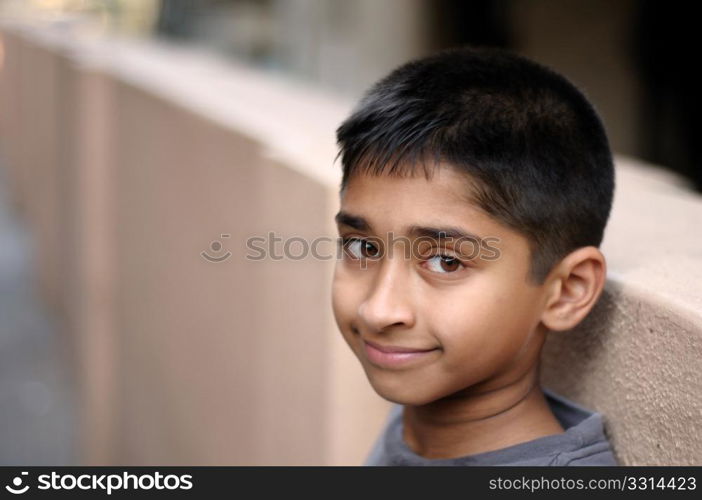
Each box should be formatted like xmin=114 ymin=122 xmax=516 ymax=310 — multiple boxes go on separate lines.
xmin=1 ymin=21 xmax=700 ymax=466
xmin=62 ymin=52 xmax=118 ymax=466
xmin=3 ymin=33 xmax=64 ymax=315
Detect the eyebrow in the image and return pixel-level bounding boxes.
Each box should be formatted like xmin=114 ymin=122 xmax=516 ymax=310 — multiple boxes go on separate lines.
xmin=334 ymin=210 xmax=484 ymax=243
xmin=334 ymin=211 xmax=372 ymax=232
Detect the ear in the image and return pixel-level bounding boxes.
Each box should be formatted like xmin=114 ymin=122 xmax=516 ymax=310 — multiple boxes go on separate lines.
xmin=540 ymin=246 xmax=607 ymax=332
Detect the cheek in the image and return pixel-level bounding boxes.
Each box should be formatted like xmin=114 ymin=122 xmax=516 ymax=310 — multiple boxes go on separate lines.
xmin=331 ymin=271 xmax=347 ymax=326
xmin=429 ymin=281 xmax=537 ymax=362
xmin=331 ymin=265 xmax=363 ymax=329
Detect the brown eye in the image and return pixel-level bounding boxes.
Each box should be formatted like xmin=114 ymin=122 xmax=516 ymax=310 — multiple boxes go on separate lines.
xmin=441 ymin=257 xmax=460 ymax=272
xmin=343 ymin=238 xmax=380 ymax=260
xmin=362 ymin=241 xmax=379 ymax=257
xmin=425 ymin=255 xmax=463 ymax=274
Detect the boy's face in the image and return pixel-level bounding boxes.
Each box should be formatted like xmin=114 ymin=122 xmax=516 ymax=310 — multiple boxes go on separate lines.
xmin=331 ymin=166 xmax=552 ymax=406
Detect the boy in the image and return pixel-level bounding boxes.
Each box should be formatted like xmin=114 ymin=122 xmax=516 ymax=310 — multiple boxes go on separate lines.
xmin=331 ymin=47 xmax=618 ymax=465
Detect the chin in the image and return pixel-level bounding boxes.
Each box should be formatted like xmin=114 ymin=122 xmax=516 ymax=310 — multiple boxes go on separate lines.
xmin=367 ymin=377 xmax=438 ymax=407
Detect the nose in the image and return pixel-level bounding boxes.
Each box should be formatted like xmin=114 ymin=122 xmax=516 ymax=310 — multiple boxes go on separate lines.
xmin=357 ymin=258 xmax=415 ymax=332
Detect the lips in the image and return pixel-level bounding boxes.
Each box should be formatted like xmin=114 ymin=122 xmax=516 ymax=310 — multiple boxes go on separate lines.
xmin=362 ymin=339 xmax=439 ymax=368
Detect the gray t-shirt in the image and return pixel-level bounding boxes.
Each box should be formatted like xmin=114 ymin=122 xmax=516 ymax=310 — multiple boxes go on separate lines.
xmin=365 ymin=388 xmax=618 ymax=466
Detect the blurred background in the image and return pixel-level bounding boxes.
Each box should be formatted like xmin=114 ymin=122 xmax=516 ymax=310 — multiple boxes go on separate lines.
xmin=0 ymin=0 xmax=700 ymax=465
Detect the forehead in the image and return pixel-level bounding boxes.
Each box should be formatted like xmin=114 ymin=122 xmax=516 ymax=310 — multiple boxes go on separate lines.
xmin=339 ymin=168 xmax=486 ymax=230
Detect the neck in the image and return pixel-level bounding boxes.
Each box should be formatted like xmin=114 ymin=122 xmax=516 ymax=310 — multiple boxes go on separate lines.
xmin=402 ymin=367 xmax=564 ymax=459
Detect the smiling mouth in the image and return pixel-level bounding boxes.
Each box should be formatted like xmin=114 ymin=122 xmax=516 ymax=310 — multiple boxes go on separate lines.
xmin=362 ymin=339 xmax=440 ymax=368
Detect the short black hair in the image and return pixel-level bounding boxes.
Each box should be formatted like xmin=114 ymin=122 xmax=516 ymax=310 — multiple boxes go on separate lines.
xmin=335 ymin=46 xmax=615 ymax=284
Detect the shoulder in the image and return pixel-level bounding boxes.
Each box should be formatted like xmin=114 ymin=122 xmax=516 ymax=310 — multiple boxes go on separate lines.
xmin=543 ymin=388 xmax=619 ymax=466
xmin=552 ymin=440 xmax=619 ymax=466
